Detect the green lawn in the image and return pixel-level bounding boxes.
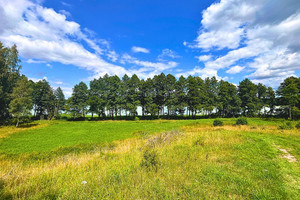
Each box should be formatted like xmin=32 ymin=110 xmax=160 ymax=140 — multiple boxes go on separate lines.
xmin=0 ymin=120 xmax=198 ymax=154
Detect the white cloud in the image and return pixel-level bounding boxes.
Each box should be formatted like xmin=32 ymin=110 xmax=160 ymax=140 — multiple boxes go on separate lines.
xmin=131 ymin=46 xmax=150 ymax=53
xmin=46 ymin=63 xmax=52 ymax=68
xmin=106 ymin=50 xmax=118 ymax=62
xmin=226 ymin=65 xmax=245 ymax=74
xmin=158 ymin=49 xmax=180 ymax=61
xmin=120 ymin=54 xmax=178 ymax=79
xmin=196 ymin=55 xmax=212 ymax=62
xmin=58 ymin=86 xmax=73 ymax=97
xmin=0 ymin=0 xmax=129 ymax=78
xmin=189 ymin=0 xmax=300 ymax=86
xmin=54 ymin=81 xmax=63 ymax=85
xmin=0 ymin=0 xmax=175 ymax=80
xmin=176 ymin=66 xmax=221 ymax=80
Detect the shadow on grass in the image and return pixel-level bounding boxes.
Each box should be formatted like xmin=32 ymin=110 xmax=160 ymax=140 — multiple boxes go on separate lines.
xmin=16 ymin=124 xmax=38 ymax=128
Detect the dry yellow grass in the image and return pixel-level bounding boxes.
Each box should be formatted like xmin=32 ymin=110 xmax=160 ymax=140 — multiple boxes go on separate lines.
xmin=0 ymin=122 xmax=50 ymax=139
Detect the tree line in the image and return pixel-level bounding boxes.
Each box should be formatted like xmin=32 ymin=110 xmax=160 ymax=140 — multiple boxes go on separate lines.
xmin=1 ymin=42 xmax=300 ymax=126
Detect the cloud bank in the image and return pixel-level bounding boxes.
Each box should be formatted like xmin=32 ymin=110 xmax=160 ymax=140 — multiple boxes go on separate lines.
xmin=188 ymin=0 xmax=300 ymax=86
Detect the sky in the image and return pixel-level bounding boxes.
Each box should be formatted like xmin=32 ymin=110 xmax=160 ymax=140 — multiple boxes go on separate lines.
xmin=0 ymin=0 xmax=300 ymax=97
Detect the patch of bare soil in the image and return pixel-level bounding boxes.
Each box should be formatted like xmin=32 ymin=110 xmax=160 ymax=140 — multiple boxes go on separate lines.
xmin=278 ymin=148 xmax=298 ymax=162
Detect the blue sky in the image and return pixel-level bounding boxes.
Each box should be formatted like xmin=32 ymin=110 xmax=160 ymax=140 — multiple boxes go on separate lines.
xmin=0 ymin=0 xmax=300 ymax=96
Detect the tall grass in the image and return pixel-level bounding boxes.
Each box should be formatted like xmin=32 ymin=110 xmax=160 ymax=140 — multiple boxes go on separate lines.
xmin=0 ymin=118 xmax=299 ymax=199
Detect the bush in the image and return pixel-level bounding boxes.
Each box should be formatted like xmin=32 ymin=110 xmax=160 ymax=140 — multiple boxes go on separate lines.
xmin=236 ymin=117 xmax=248 ymax=125
xmin=213 ymin=119 xmax=223 ymax=126
xmin=134 ymin=116 xmax=140 ymax=121
xmin=140 ymin=149 xmax=159 ymax=171
xmin=278 ymin=122 xmax=293 ymax=130
xmin=295 ymin=122 xmax=300 ymax=129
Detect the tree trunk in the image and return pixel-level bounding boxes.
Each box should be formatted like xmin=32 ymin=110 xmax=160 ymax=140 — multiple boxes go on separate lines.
xmin=16 ymin=118 xmax=19 ymax=127
xmin=142 ymin=107 xmax=145 ymax=117
xmin=289 ymin=105 xmax=292 ymax=120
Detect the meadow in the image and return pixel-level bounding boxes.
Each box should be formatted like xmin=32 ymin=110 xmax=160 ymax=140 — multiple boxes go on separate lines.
xmin=0 ymin=118 xmax=299 ymax=199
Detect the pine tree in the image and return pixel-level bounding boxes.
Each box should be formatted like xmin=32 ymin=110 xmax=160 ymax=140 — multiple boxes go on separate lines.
xmin=165 ymin=74 xmax=176 ymax=118
xmin=238 ymin=78 xmax=259 ymax=116
xmin=174 ymin=76 xmax=187 ymax=116
xmin=277 ymin=77 xmax=300 ymax=119
xmin=68 ymin=82 xmax=89 ymax=118
xmin=217 ymin=80 xmax=241 ymax=117
xmin=127 ymin=74 xmax=140 ymax=116
xmin=54 ymin=87 xmax=65 ymax=117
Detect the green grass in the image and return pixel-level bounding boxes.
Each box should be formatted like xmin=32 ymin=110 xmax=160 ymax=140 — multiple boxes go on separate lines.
xmin=0 ymin=118 xmax=299 ymax=199
xmin=0 ymin=120 xmax=199 ymax=154
xmin=0 ymin=118 xmax=287 ymax=154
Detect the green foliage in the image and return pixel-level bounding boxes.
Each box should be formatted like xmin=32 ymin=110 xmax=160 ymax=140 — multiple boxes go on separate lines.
xmin=1 ymin=41 xmax=300 ymax=123
xmin=54 ymin=87 xmax=65 ymax=118
xmin=278 ymin=122 xmax=293 ymax=130
xmin=277 ymin=77 xmax=300 ymax=119
xmin=66 ymin=82 xmax=89 ymax=118
xmin=31 ymin=79 xmax=56 ymax=119
xmin=0 ymin=42 xmax=21 ymax=119
xmin=140 ymin=148 xmax=159 ymax=171
xmin=238 ymin=78 xmax=259 ymax=116
xmin=236 ymin=117 xmax=248 ymax=125
xmin=9 ymin=76 xmax=33 ymax=127
xmin=134 ymin=116 xmax=140 ymax=121
xmin=217 ymin=80 xmax=241 ymax=117
xmin=295 ymin=122 xmax=300 ymax=129
xmin=213 ymin=119 xmax=223 ymax=126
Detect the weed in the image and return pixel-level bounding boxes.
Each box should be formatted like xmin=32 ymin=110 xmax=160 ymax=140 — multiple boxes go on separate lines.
xmin=278 ymin=122 xmax=293 ymax=130
xmin=213 ymin=119 xmax=223 ymax=126
xmin=140 ymin=148 xmax=159 ymax=171
xmin=236 ymin=117 xmax=248 ymax=125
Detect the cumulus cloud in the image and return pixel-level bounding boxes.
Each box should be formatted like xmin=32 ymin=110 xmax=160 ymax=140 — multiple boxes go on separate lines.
xmin=120 ymin=54 xmax=178 ymax=79
xmin=226 ymin=65 xmax=245 ymax=74
xmin=0 ymin=0 xmax=130 ymax=79
xmin=131 ymin=46 xmax=150 ymax=53
xmin=189 ymin=0 xmax=300 ymax=87
xmin=196 ymin=55 xmax=212 ymax=62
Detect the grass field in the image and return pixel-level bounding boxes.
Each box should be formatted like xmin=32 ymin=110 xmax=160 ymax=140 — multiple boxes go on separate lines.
xmin=0 ymin=118 xmax=299 ymax=199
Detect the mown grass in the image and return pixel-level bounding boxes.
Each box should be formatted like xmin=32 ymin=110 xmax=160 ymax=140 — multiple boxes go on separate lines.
xmin=0 ymin=118 xmax=299 ymax=199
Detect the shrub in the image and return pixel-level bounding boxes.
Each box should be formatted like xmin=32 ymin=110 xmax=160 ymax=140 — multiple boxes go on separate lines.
xmin=134 ymin=116 xmax=140 ymax=121
xmin=140 ymin=149 xmax=159 ymax=171
xmin=236 ymin=117 xmax=248 ymax=125
xmin=295 ymin=122 xmax=300 ymax=129
xmin=278 ymin=122 xmax=293 ymax=130
xmin=213 ymin=119 xmax=223 ymax=126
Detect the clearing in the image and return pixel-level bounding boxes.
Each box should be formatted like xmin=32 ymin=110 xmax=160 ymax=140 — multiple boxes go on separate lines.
xmin=0 ymin=118 xmax=299 ymax=199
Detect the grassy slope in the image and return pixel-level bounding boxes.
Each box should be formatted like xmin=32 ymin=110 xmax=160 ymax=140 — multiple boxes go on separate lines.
xmin=0 ymin=119 xmax=299 ymax=199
